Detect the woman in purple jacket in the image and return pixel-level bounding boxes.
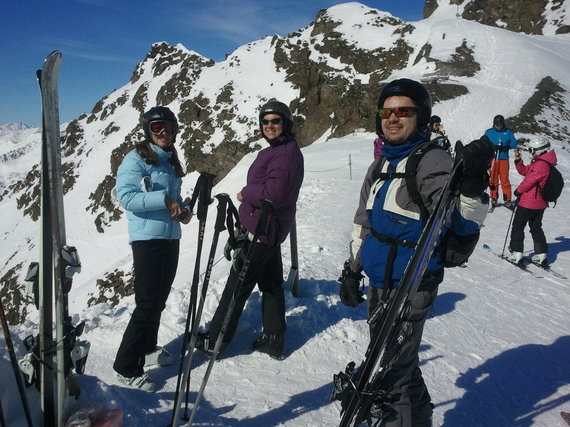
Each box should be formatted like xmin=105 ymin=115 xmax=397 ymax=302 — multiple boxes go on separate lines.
xmin=197 ymin=99 xmax=304 ymax=360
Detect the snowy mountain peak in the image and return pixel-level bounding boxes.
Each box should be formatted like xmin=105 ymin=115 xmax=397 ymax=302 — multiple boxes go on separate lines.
xmin=0 ymin=121 xmax=30 ymax=135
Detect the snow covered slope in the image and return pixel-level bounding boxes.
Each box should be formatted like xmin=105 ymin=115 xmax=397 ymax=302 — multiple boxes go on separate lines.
xmin=1 ymin=1 xmax=570 ymax=425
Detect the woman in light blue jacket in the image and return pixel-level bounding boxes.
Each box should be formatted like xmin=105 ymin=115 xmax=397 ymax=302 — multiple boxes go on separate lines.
xmin=113 ymin=106 xmax=191 ymax=392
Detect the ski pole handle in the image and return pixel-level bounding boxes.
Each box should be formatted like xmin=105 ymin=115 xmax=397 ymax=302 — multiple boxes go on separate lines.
xmin=214 ymin=194 xmax=230 ymax=233
xmin=197 ymin=173 xmax=216 ymax=221
xmin=256 ymin=199 xmax=273 ymax=237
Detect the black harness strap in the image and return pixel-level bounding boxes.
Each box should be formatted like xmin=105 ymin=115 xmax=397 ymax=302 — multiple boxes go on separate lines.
xmin=370 ymin=228 xmax=417 ymax=299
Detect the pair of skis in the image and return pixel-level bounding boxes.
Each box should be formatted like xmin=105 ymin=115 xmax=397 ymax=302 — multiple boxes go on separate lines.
xmin=23 ymin=50 xmax=89 ymax=427
xmin=331 ymin=158 xmax=465 ymax=426
xmin=170 ymin=198 xmax=272 ymax=426
xmin=482 ymin=244 xmax=567 ymax=280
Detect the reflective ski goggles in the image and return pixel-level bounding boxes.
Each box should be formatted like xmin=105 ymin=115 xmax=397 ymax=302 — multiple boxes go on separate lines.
xmin=528 ymin=146 xmax=546 ymax=154
xmin=378 ymin=106 xmax=419 ymax=119
xmin=260 ymin=117 xmax=283 ymax=125
xmin=149 ymin=120 xmax=176 ymax=135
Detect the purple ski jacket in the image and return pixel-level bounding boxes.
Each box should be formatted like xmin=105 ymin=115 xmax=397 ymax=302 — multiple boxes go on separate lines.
xmin=239 ymin=135 xmax=304 ymax=245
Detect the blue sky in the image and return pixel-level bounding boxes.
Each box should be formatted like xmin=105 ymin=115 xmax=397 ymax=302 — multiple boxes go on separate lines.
xmin=0 ymin=1 xmax=425 ymax=128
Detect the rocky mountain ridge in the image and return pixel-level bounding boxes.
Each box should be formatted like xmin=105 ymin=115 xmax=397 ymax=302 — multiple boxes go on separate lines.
xmin=425 ymin=0 xmax=569 ymax=34
xmin=1 ymin=1 xmax=569 ymax=322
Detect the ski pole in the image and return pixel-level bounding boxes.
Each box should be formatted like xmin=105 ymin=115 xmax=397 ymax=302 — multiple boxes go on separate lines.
xmin=0 ymin=299 xmax=35 ymax=427
xmin=171 ymin=174 xmax=204 ymax=424
xmin=490 ymin=143 xmax=501 ymax=200
xmin=501 ymin=199 xmax=517 ymax=257
xmin=186 ymin=199 xmax=273 ymax=426
xmin=172 ymin=172 xmax=214 ymax=423
xmin=170 ymin=194 xmax=238 ymax=426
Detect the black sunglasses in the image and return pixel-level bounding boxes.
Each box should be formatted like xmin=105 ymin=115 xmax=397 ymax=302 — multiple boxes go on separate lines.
xmin=261 ymin=118 xmax=283 ymax=125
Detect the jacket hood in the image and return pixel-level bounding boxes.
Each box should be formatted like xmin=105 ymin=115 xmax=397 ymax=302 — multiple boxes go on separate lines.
xmin=534 ymin=149 xmax=557 ymax=166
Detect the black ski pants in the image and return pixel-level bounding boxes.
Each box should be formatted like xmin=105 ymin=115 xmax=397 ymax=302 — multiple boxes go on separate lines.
xmin=207 ymin=241 xmax=285 ymax=347
xmin=367 ymin=268 xmax=443 ymax=427
xmin=509 ymin=206 xmax=547 ymax=254
xmin=113 ymin=239 xmax=179 ymax=377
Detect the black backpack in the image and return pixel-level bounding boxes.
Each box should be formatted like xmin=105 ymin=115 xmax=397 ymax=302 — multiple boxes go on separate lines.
xmin=537 ymin=160 xmax=564 ymax=205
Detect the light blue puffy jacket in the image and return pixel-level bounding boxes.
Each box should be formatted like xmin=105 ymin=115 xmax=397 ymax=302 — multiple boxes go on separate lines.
xmin=116 ymin=144 xmax=186 ymax=243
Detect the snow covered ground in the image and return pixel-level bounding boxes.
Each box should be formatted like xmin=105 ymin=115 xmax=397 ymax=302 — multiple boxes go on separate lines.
xmin=2 ymin=131 xmax=569 ymax=426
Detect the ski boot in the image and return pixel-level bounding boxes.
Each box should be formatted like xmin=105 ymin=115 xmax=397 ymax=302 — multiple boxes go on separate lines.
xmin=115 ymin=372 xmax=156 ymax=393
xmin=532 ymin=253 xmax=548 ymax=266
xmin=144 ymin=346 xmax=172 ymax=367
xmin=195 ymin=332 xmax=226 ymax=360
xmin=252 ymin=333 xmax=285 ymax=360
xmin=507 ymin=251 xmax=523 ymax=265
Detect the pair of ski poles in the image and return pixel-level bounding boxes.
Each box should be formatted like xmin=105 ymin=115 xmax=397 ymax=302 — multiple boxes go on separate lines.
xmin=170 ymin=170 xmax=274 ymax=426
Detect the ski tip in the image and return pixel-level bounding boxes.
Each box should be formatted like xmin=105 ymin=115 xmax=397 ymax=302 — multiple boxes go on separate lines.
xmin=482 ymin=244 xmax=490 ymax=250
xmin=47 ymin=50 xmax=62 ymax=59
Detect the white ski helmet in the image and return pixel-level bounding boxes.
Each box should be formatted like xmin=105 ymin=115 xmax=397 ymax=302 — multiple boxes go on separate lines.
xmin=528 ymin=138 xmax=550 ymax=155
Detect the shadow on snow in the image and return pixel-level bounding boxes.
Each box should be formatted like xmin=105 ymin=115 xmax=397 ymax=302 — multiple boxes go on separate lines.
xmin=442 ymin=335 xmax=570 ymax=426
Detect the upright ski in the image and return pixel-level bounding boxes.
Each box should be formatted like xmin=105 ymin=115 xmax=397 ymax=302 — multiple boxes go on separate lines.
xmin=36 ymin=51 xmax=89 ymax=427
xmin=331 ymin=159 xmax=464 ymax=427
xmin=286 ymin=218 xmax=300 ymax=297
xmin=37 ymin=50 xmax=61 ymax=427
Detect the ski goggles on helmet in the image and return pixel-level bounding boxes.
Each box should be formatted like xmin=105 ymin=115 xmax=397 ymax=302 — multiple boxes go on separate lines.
xmin=378 ymin=106 xmax=419 ymax=119
xmin=149 ymin=120 xmax=176 ymax=135
xmin=528 ymin=146 xmax=545 ymax=154
xmin=260 ymin=117 xmax=283 ymax=125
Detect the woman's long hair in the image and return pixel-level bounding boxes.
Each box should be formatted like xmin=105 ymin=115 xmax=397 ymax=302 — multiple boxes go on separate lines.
xmin=135 ymin=139 xmax=186 ymax=178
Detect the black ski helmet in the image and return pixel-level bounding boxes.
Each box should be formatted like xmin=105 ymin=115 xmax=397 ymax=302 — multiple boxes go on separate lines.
xmin=493 ymin=114 xmax=505 ymax=128
xmin=429 ymin=115 xmax=441 ymax=125
xmin=143 ymin=106 xmax=179 ymax=141
xmin=259 ymin=99 xmax=294 ymax=136
xmin=376 ymin=78 xmax=432 ymax=131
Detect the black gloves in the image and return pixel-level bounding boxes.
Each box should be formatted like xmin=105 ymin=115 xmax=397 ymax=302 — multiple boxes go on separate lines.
xmin=440 ymin=230 xmax=480 ymax=267
xmin=339 ymin=260 xmax=365 ymax=307
xmin=457 ymin=136 xmax=495 ymax=197
xmin=224 ymin=226 xmax=250 ymax=272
